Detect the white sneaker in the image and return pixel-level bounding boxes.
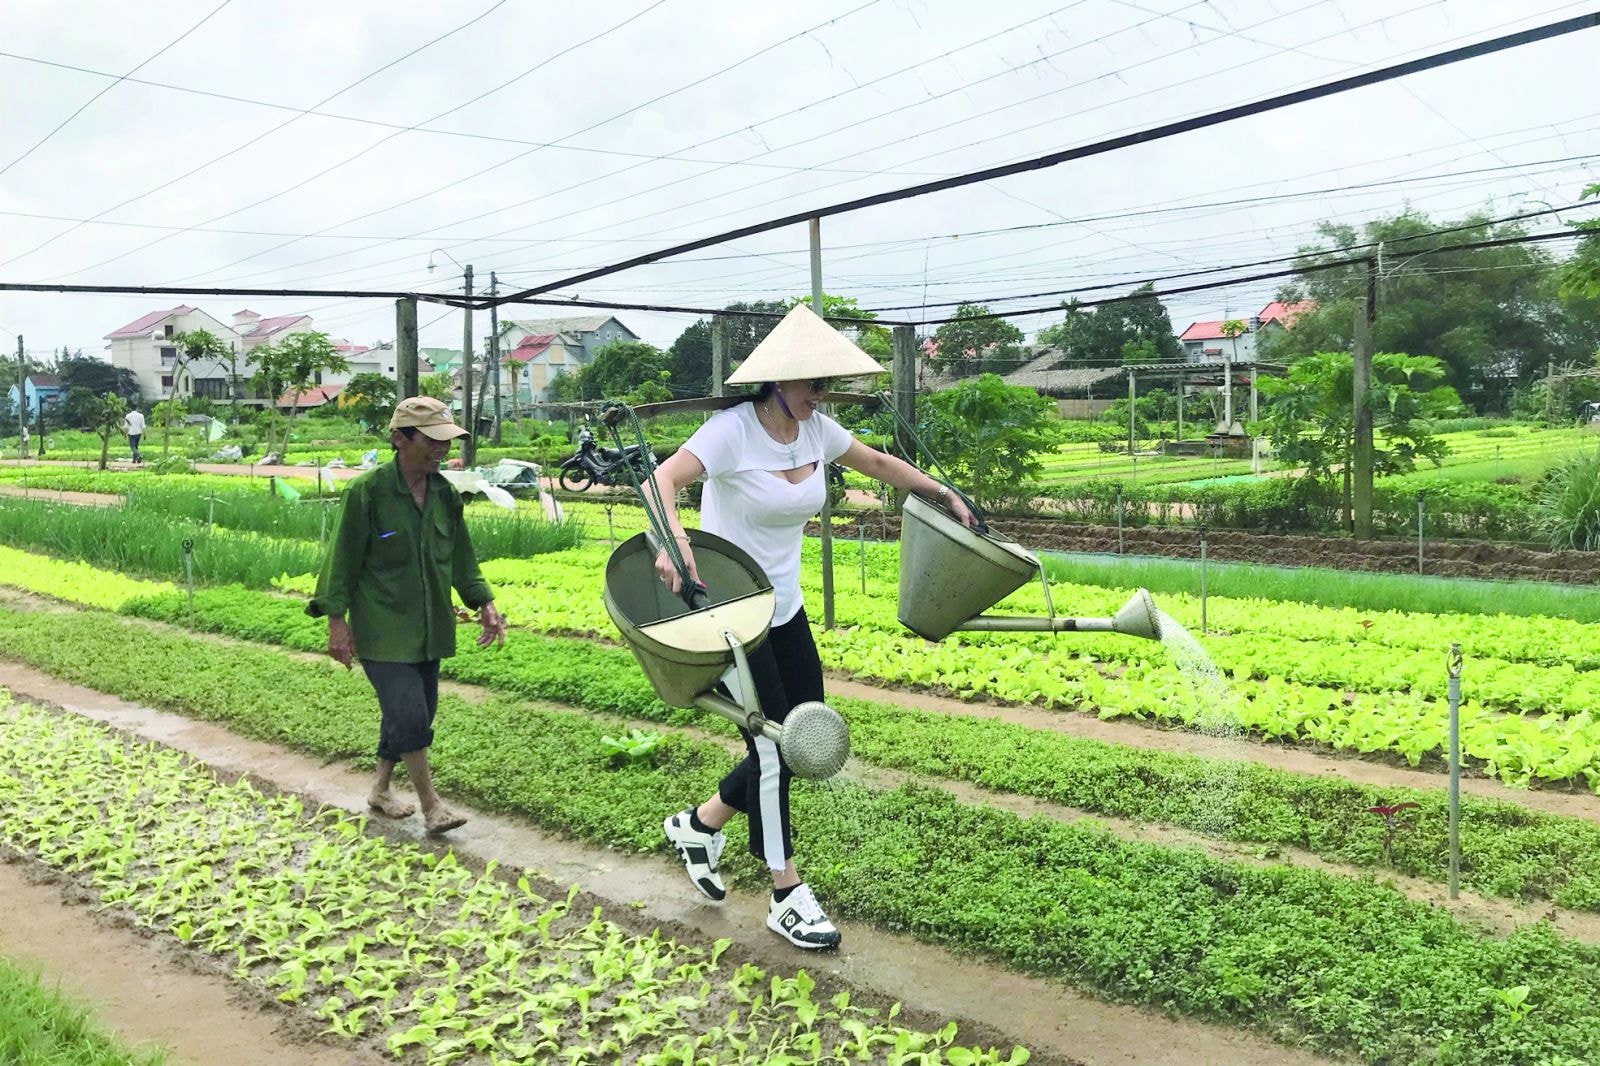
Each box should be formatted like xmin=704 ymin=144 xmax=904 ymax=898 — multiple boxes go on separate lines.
xmin=767 ymin=883 xmax=841 ymax=950
xmin=663 ymin=808 xmax=726 ymax=901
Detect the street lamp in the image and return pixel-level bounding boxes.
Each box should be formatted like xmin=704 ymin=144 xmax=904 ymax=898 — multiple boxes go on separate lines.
xmin=427 ymin=249 xmax=476 ymax=463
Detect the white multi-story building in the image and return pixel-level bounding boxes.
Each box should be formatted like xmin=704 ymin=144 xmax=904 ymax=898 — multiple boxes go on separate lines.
xmin=104 ymin=306 xmax=243 ymax=402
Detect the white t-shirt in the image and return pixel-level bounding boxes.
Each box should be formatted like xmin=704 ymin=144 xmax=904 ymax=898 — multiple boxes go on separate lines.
xmin=123 ymin=411 xmax=146 ymax=435
xmin=682 ymin=403 xmax=854 ymax=626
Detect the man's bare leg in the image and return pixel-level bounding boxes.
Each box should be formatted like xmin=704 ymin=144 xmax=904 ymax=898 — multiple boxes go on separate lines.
xmin=401 ymin=748 xmax=466 ymax=833
xmin=368 ymin=759 xmax=416 ymax=819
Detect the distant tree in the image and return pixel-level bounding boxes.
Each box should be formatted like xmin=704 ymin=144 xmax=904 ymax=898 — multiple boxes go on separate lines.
xmin=149 ymin=398 xmax=185 ymax=458
xmin=249 ymin=331 xmax=349 ymax=453
xmin=918 ymin=374 xmax=1061 ymax=512
xmin=169 ymin=328 xmax=226 ymax=396
xmin=1219 ymin=318 xmax=1248 ymax=367
xmin=56 ymin=354 xmax=140 ymax=417
xmin=417 ymin=373 xmax=453 ymax=402
xmin=85 ymin=391 xmax=128 ymax=471
xmin=667 ymin=319 xmax=712 ymax=396
xmin=576 ymin=340 xmax=669 ymax=402
xmin=1257 ymin=351 xmax=1461 ymax=528
xmin=341 ymin=372 xmax=397 ymax=431
xmin=1562 ymin=182 xmax=1600 ymax=302
xmin=546 ymin=370 xmax=580 ymax=404
xmin=929 ymin=304 xmax=1025 ymax=378
xmin=1263 ymin=206 xmax=1600 ymax=411
xmin=1051 ymin=284 xmax=1182 ymax=366
xmin=720 ymin=300 xmax=788 ymax=364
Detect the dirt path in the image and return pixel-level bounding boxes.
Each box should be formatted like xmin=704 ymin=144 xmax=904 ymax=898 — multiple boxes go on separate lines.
xmin=0 ymin=483 xmax=122 ymax=506
xmin=0 ymin=860 xmax=376 ymax=1066
xmin=0 ymin=662 xmax=1335 ymax=1066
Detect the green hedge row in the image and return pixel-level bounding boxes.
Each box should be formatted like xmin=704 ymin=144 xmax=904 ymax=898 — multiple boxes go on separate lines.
xmin=6 ymin=605 xmax=1600 ymax=1063
xmin=1037 ymin=475 xmax=1535 ymax=539
xmin=116 ymin=584 xmax=1600 ymax=910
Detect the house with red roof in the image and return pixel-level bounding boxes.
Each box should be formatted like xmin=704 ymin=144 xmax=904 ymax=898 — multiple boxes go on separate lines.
xmin=1176 ymin=300 xmax=1314 ymax=363
xmin=496 ymin=315 xmax=639 ymax=406
xmin=103 ymin=305 xmax=241 ymax=403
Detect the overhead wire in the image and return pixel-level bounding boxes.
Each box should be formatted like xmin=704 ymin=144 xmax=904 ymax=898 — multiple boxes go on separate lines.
xmin=162 ymin=0 xmax=892 ymax=286
xmin=175 ymin=2 xmax=1098 ymax=291
xmin=52 ymin=0 xmax=672 ymax=282
xmin=0 ymin=0 xmax=237 ymax=180
xmin=494 ymin=12 xmax=1600 ymax=305
xmin=0 ymin=0 xmax=515 ymax=272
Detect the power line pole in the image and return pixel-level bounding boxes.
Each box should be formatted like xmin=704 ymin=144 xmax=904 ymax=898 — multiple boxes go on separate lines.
xmin=1352 ymin=258 xmax=1377 ymax=539
xmin=489 ymin=271 xmax=503 ymax=444
xmin=15 ymin=335 xmax=24 ymax=456
xmin=710 ymin=315 xmax=727 ymax=398
xmin=461 ymin=264 xmax=476 ymax=465
xmin=396 ymin=298 xmax=418 ymax=400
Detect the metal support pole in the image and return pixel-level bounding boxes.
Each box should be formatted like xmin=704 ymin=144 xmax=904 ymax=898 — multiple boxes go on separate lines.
xmin=605 ymin=505 xmax=615 ymax=548
xmin=1199 ymin=528 xmax=1209 ymax=635
xmin=1417 ymin=492 xmax=1425 ymax=575
xmin=490 ymin=271 xmax=503 ymax=445
xmin=182 ymin=538 xmax=195 ymax=613
xmin=811 ymin=216 xmax=835 ymax=630
xmin=891 ymin=325 xmax=917 ymax=461
xmin=396 ymin=298 xmax=419 ymax=400
xmin=1127 ymin=370 xmax=1136 ymax=457
xmin=1447 ymin=642 xmax=1463 ymax=899
xmin=1223 ymin=352 xmax=1233 ymax=432
xmin=1115 ymin=483 xmax=1124 ymax=555
xmin=859 ymin=518 xmax=867 ymax=594
xmin=1176 ymin=381 xmax=1184 ymax=443
xmin=1353 ymin=258 xmax=1377 ymax=539
xmin=1249 ymin=366 xmax=1258 ymax=423
xmin=462 ymin=264 xmax=476 ymax=465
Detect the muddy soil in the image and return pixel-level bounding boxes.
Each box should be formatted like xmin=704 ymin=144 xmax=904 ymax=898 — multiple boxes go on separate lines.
xmin=0 ymin=662 xmax=1338 ymax=1066
xmin=0 ymin=859 xmax=377 ymax=1066
xmin=813 ymin=510 xmax=1600 ymax=584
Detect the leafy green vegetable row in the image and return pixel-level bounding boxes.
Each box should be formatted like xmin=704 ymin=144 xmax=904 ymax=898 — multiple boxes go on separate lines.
xmin=472 ymin=551 xmax=1600 ymax=791
xmin=109 ymin=583 xmax=1600 ymax=910
xmin=0 ymin=701 xmax=1018 ymax=1066
xmin=4 ymin=610 xmax=1600 ymax=1064
xmin=8 ymin=541 xmax=1600 ymax=901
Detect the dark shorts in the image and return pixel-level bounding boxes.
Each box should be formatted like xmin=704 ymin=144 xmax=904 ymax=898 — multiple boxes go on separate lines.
xmin=360 ymin=659 xmax=441 ymax=761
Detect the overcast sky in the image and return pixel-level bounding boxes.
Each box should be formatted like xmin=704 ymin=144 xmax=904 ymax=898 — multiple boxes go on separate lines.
xmin=1 ymin=0 xmax=1595 ymax=366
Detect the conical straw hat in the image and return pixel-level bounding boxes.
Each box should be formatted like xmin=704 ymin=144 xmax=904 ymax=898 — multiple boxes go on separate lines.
xmin=725 ymin=302 xmax=883 ymax=385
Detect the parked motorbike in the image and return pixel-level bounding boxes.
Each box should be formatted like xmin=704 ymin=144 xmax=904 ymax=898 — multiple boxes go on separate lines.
xmin=558 ymin=423 xmax=657 ymax=492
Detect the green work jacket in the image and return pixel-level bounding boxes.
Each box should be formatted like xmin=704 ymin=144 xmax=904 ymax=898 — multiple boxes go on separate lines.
xmin=307 ymin=460 xmax=493 ymax=662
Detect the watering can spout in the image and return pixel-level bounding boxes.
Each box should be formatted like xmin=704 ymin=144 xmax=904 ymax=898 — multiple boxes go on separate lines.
xmin=1111 ymin=589 xmax=1162 ymax=641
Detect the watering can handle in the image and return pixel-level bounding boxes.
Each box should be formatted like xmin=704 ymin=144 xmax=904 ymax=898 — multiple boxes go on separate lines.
xmin=645 ymin=530 xmax=709 ymax=609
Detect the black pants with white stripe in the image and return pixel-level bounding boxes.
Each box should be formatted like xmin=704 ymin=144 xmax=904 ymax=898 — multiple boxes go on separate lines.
xmin=716 ymin=608 xmax=823 ymax=870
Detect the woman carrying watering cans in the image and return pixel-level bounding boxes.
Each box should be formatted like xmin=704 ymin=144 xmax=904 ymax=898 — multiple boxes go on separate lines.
xmin=648 ymin=303 xmax=975 ymax=950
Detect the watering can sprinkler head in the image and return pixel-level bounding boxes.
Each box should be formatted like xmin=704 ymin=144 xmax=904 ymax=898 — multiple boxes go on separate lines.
xmin=1111 ymin=589 xmax=1163 ymax=641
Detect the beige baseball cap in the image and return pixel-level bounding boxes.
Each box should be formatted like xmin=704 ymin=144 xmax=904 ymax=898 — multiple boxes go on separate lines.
xmin=725 ymin=302 xmax=884 ymax=386
xmin=389 ymin=396 xmax=469 ymax=440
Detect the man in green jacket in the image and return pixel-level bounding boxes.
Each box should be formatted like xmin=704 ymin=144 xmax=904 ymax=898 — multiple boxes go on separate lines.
xmin=309 ymin=396 xmax=507 ymax=834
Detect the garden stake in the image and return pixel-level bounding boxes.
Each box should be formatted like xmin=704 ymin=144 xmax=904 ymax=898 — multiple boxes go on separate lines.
xmin=1448 ymin=642 xmax=1463 ymax=899
xmin=181 ymin=538 xmax=194 ymax=613
xmin=605 ymin=504 xmax=615 ymax=549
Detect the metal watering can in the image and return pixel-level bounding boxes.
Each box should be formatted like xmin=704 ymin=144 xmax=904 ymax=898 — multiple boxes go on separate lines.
xmin=897 ymin=495 xmax=1164 ymax=643
xmin=603 ymin=530 xmax=850 ymax=780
